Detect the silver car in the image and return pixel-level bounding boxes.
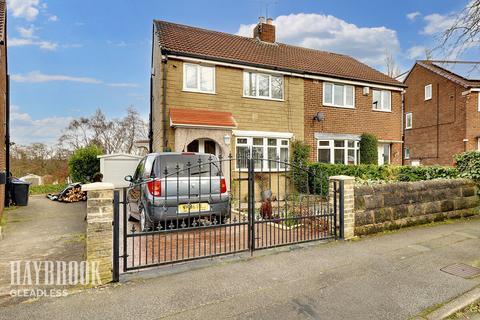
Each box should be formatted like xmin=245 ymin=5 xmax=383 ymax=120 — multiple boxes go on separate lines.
xmin=125 ymin=152 xmax=230 ymax=232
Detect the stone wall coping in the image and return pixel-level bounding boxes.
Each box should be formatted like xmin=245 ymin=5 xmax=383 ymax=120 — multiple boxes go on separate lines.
xmin=82 ymin=182 xmax=115 ymax=192
xmin=329 ymin=175 xmax=355 ymax=181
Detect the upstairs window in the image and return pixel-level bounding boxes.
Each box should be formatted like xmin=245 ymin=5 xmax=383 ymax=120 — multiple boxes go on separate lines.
xmin=405 ymin=112 xmax=412 ymax=129
xmin=323 ymin=82 xmax=355 ymax=108
xmin=243 ymin=72 xmax=283 ymax=100
xmin=183 ymin=63 xmax=215 ymax=93
xmin=372 ymin=90 xmax=391 ymax=111
xmin=425 ymin=84 xmax=432 ymax=100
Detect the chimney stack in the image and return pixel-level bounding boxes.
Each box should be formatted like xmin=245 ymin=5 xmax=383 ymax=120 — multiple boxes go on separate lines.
xmin=253 ymin=16 xmax=275 ymax=43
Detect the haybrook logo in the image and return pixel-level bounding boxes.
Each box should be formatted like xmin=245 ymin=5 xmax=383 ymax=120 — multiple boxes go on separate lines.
xmin=9 ymin=260 xmax=102 ymax=297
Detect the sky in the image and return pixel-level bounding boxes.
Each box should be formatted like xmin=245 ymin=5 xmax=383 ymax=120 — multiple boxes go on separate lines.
xmin=6 ymin=0 xmax=472 ymax=145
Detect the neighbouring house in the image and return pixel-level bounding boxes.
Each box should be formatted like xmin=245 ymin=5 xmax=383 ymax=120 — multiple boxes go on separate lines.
xmin=150 ymin=18 xmax=405 ymax=169
xmin=0 ymin=0 xmax=7 ymax=218
xmin=403 ymin=60 xmax=480 ymax=166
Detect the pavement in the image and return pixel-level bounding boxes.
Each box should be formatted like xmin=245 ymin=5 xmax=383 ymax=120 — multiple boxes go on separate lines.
xmin=0 ymin=196 xmax=86 ymax=306
xmin=1 ymin=215 xmax=480 ymax=319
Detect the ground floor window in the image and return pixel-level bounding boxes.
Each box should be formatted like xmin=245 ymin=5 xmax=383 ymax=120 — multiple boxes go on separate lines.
xmin=378 ymin=143 xmax=391 ymax=165
xmin=317 ymin=139 xmax=359 ymax=164
xmin=404 ymin=147 xmax=410 ymax=159
xmin=236 ymin=137 xmax=289 ymax=170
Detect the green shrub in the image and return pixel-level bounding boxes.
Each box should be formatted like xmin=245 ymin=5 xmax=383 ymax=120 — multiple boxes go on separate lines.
xmin=455 ymin=151 xmax=480 ymax=181
xmin=359 ymin=133 xmax=378 ymax=164
xmin=397 ymin=166 xmax=458 ymax=182
xmin=68 ymin=145 xmax=103 ymax=183
xmin=291 ymin=140 xmax=311 ymax=193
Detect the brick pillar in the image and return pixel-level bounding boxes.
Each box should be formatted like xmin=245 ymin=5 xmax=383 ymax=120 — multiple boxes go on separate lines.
xmin=329 ymin=176 xmax=355 ymax=240
xmin=82 ymin=182 xmax=115 ymax=285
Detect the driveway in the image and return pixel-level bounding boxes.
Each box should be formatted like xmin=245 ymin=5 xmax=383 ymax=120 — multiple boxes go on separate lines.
xmin=0 ymin=196 xmax=86 ymax=306
xmin=1 ymin=216 xmax=479 ymax=319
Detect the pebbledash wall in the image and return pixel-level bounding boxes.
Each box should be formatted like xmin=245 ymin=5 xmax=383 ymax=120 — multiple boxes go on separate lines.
xmin=353 ymin=179 xmax=479 ymax=236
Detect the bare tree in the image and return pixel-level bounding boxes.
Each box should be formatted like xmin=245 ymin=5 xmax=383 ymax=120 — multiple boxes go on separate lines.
xmin=437 ymin=0 xmax=480 ymax=58
xmin=384 ymin=50 xmax=401 ymax=78
xmin=58 ymin=106 xmax=148 ymax=154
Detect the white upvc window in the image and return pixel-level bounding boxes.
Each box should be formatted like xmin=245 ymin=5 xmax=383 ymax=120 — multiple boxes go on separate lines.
xmin=372 ymin=90 xmax=392 ymax=111
xmin=183 ymin=63 xmax=215 ymax=93
xmin=317 ymin=139 xmax=359 ymax=165
xmin=323 ymin=82 xmax=355 ymax=108
xmin=404 ymin=147 xmax=410 ymax=159
xmin=405 ymin=112 xmax=413 ymax=129
xmin=478 ymin=93 xmax=480 ymax=112
xmin=425 ymin=84 xmax=432 ymax=100
xmin=243 ymin=71 xmax=283 ymax=100
xmin=235 ymin=137 xmax=289 ymax=171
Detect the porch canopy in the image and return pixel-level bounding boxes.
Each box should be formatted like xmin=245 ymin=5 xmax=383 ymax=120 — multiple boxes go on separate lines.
xmin=170 ymin=108 xmax=237 ymax=129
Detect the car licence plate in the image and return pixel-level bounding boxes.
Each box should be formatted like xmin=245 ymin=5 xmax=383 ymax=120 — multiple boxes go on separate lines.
xmin=178 ymin=203 xmax=210 ymax=213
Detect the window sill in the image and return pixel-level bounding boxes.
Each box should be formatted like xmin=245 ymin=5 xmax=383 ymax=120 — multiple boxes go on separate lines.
xmin=372 ymin=108 xmax=392 ymax=113
xmin=182 ymin=88 xmax=216 ymax=95
xmin=322 ymin=103 xmax=355 ymax=109
xmin=243 ymin=95 xmax=284 ymax=102
xmin=405 ymin=127 xmax=412 ymax=130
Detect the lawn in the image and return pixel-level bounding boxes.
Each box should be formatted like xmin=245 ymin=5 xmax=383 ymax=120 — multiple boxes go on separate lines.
xmin=29 ymin=183 xmax=67 ymax=195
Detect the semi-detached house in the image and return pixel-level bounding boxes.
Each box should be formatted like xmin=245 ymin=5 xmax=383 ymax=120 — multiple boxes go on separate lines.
xmin=150 ymin=18 xmax=405 ymax=169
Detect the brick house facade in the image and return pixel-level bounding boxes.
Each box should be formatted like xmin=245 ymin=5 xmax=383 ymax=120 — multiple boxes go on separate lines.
xmin=403 ymin=61 xmax=480 ymax=166
xmin=151 ymin=18 xmax=404 ymax=168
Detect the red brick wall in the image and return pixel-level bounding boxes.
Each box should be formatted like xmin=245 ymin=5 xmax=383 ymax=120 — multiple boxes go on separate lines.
xmin=403 ymin=64 xmax=468 ymax=166
xmin=303 ymin=79 xmax=403 ymax=164
xmin=465 ymin=91 xmax=480 ymax=151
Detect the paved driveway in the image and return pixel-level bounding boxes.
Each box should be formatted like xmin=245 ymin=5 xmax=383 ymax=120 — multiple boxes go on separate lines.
xmin=0 ymin=196 xmax=86 ymax=306
xmin=1 ymin=216 xmax=479 ymax=319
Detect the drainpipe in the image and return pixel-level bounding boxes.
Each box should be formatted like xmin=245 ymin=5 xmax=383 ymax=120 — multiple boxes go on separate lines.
xmin=4 ymin=11 xmax=10 ymax=207
xmin=401 ymin=90 xmax=405 ymax=165
xmin=161 ymin=55 xmax=168 ymax=151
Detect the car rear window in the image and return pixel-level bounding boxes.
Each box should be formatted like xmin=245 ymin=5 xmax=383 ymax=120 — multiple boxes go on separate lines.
xmin=153 ymin=154 xmax=222 ymax=178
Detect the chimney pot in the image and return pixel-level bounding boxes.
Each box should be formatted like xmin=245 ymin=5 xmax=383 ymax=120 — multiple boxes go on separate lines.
xmin=258 ymin=16 xmax=265 ymax=23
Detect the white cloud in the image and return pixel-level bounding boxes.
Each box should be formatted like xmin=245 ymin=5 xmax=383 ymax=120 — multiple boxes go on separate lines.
xmin=422 ymin=13 xmax=455 ymax=35
xmin=107 ymin=40 xmax=127 ymax=47
xmin=48 ymin=15 xmax=58 ymax=22
xmin=406 ymin=46 xmax=428 ymax=59
xmin=236 ymin=13 xmax=400 ymax=66
xmin=11 ymin=108 xmax=72 ymax=145
xmin=8 ymin=0 xmax=41 ymax=21
xmin=17 ymin=25 xmax=36 ymax=38
xmin=108 ymin=83 xmax=139 ymax=88
xmin=11 ymin=71 xmax=102 ymax=84
xmin=9 ymin=37 xmax=58 ymax=50
xmin=406 ymin=11 xmax=421 ymax=21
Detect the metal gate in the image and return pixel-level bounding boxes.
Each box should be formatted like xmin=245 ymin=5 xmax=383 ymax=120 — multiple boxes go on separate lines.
xmin=113 ymin=154 xmax=343 ymax=279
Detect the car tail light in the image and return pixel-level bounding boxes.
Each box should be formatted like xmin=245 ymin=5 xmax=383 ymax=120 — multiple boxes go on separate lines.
xmin=147 ymin=180 xmax=161 ymax=196
xmin=220 ymin=177 xmax=227 ymax=194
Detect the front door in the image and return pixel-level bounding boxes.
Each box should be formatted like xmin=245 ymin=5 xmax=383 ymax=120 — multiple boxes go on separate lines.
xmin=187 ymin=139 xmax=218 ymax=156
xmin=378 ymin=143 xmax=391 ymax=165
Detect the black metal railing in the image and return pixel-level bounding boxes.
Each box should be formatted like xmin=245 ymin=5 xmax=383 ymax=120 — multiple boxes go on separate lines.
xmin=113 ymin=153 xmax=342 ymax=275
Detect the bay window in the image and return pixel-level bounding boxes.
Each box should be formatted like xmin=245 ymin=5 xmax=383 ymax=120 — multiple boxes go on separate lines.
xmin=323 ymin=82 xmax=355 ymax=108
xmin=243 ymin=71 xmax=283 ymax=100
xmin=372 ymin=90 xmax=391 ymax=111
xmin=317 ymin=139 xmax=359 ymax=164
xmin=236 ymin=137 xmax=289 ymax=170
xmin=183 ymin=63 xmax=215 ymax=93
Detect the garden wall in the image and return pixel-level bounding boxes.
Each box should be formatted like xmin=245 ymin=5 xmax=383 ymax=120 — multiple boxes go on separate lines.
xmin=354 ymin=179 xmax=479 ymax=236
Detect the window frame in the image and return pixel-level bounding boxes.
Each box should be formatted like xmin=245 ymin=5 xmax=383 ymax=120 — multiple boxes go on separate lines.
xmin=404 ymin=147 xmax=410 ymax=159
xmin=424 ymin=84 xmax=432 ymax=101
xmin=372 ymin=89 xmax=392 ymax=112
xmin=316 ymin=139 xmax=359 ymax=165
xmin=322 ymin=82 xmax=355 ymax=109
xmin=243 ymin=71 xmax=284 ymax=101
xmin=235 ymin=137 xmax=289 ymax=171
xmin=182 ymin=63 xmax=216 ymax=94
xmin=405 ymin=112 xmax=413 ymax=129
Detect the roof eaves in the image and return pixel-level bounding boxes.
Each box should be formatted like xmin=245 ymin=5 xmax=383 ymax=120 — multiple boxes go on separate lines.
xmin=417 ymin=61 xmax=470 ymax=88
xmin=163 ymin=49 xmax=406 ymax=88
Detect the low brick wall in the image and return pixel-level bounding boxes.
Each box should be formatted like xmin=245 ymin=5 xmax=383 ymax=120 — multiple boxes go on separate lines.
xmin=354 ymin=179 xmax=479 ymax=236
